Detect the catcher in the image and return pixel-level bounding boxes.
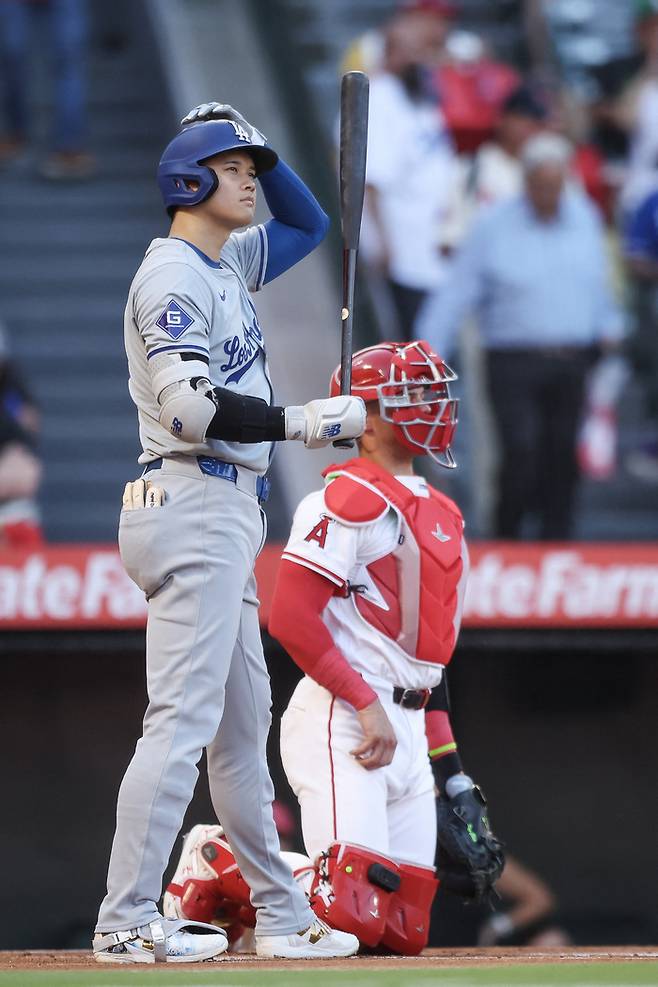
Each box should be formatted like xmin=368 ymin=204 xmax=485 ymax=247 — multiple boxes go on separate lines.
xmin=164 ymin=340 xmax=503 ymax=953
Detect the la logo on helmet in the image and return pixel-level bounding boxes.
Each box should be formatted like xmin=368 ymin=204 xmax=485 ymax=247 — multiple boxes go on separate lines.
xmin=227 ymin=120 xmax=250 ymax=142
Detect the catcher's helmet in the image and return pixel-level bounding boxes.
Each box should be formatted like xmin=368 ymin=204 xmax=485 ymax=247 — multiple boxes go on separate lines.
xmin=157 ymin=120 xmax=279 ymax=215
xmin=330 ymin=340 xmax=459 ymax=467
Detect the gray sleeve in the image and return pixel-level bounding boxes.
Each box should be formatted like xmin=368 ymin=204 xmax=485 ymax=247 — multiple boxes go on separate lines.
xmin=221 ymin=224 xmax=268 ymax=292
xmin=133 ymin=261 xmax=214 ymax=359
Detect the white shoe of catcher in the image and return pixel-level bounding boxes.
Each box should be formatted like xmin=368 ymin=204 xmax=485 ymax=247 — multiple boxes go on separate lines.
xmin=255 ymin=917 xmax=359 ymax=959
xmin=93 ymin=917 xmax=228 ymax=964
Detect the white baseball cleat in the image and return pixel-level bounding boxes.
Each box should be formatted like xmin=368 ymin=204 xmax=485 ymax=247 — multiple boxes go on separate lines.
xmin=255 ymin=917 xmax=359 ymax=958
xmin=93 ymin=918 xmax=228 ymax=964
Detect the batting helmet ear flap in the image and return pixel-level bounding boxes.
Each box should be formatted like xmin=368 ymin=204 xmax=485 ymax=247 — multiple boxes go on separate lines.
xmin=164 ymin=167 xmax=219 ymax=219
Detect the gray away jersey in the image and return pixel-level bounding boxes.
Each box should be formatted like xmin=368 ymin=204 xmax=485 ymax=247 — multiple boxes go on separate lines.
xmin=124 ymin=231 xmax=273 ymax=473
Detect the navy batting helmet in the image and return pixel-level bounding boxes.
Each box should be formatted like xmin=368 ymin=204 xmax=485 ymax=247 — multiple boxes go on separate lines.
xmin=157 ymin=120 xmax=279 ymax=215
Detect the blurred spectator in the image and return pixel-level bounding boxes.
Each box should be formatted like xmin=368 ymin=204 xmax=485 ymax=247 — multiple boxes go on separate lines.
xmin=0 ymin=322 xmax=43 ymax=548
xmin=417 ymin=134 xmax=624 ymax=539
xmin=361 ymin=13 xmax=459 ymax=340
xmin=436 ymin=30 xmax=520 ymax=154
xmin=478 ymin=855 xmax=571 ymax=947
xmin=594 ymin=0 xmax=658 ymax=213
xmin=341 ymin=0 xmax=455 ymax=77
xmin=468 ymin=85 xmax=548 ymax=205
xmin=0 ymin=0 xmax=94 ymax=180
xmin=622 ymin=185 xmax=658 ymax=480
xmin=443 ymin=84 xmax=548 ymax=248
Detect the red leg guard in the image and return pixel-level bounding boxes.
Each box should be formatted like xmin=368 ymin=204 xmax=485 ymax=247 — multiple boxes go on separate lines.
xmin=169 ymin=876 xmax=222 ymax=925
xmin=198 ymin=837 xmax=257 ymax=927
xmin=166 ymin=876 xmax=250 ymax=945
xmin=309 ymin=843 xmax=401 ymax=947
xmin=381 ymin=862 xmax=438 ymax=955
xmin=166 ymin=835 xmax=257 ymax=936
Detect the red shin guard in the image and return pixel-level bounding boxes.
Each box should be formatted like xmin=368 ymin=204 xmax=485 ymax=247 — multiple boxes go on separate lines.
xmin=309 ymin=843 xmax=401 ymax=947
xmin=381 ymin=862 xmax=438 ymax=955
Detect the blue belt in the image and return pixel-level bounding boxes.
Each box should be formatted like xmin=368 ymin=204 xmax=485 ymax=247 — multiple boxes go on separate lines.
xmin=143 ymin=456 xmax=270 ymax=503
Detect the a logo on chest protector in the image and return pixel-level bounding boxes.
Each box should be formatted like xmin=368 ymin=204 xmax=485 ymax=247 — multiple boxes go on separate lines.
xmin=221 ymin=317 xmax=264 ymax=385
xmin=431 ymin=522 xmax=451 ymax=543
xmin=155 ymin=300 xmax=194 ymax=340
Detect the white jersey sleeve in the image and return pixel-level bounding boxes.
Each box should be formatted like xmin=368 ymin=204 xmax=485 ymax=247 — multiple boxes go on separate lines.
xmin=282 ymin=489 xmax=398 ymax=590
xmin=133 ymin=260 xmax=214 ymax=360
xmin=220 ymin=224 xmax=268 ymax=292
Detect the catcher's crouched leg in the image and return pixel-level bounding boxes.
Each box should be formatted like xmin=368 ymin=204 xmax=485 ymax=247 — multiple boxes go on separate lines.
xmin=164 ymin=828 xmax=316 ymax=948
xmin=309 ymin=843 xmax=401 ymax=947
xmin=380 ymin=862 xmax=438 ymax=955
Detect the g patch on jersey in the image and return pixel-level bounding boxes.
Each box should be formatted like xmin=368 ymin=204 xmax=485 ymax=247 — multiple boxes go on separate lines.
xmin=156 ymin=300 xmax=195 ymax=340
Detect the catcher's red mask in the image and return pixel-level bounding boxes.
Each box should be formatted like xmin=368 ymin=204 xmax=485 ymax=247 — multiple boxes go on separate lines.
xmin=330 ymin=340 xmax=458 ymax=467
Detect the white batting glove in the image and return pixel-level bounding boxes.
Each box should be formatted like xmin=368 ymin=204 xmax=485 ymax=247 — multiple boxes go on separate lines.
xmin=180 ymin=101 xmax=267 ymax=145
xmin=122 ymin=479 xmax=164 ymax=510
xmin=285 ymin=396 xmax=366 ymax=449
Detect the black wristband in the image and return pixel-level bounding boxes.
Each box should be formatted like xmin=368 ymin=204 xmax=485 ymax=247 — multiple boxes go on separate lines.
xmin=206 ymin=386 xmax=286 ymax=443
xmin=426 ymin=675 xmax=450 ymax=713
xmin=431 ymin=751 xmax=464 ymax=791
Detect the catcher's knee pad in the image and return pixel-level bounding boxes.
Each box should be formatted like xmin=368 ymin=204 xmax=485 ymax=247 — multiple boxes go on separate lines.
xmin=309 ymin=843 xmax=401 ymax=947
xmin=381 ymin=862 xmax=438 ymax=955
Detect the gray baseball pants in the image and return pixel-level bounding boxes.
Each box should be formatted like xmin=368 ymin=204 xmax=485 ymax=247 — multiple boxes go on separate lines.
xmin=96 ymin=455 xmax=313 ymax=936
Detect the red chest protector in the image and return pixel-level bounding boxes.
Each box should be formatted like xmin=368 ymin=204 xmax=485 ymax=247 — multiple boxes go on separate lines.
xmin=323 ymin=458 xmax=464 ymax=666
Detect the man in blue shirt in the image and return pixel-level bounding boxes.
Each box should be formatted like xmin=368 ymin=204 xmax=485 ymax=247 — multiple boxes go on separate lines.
xmin=623 ymin=186 xmax=658 ymax=479
xmin=417 ymin=134 xmax=623 ymax=538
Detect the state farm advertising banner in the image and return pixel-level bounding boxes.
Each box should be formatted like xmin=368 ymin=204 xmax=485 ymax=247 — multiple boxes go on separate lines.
xmin=462 ymin=543 xmax=658 ymax=627
xmin=0 ymin=546 xmax=147 ymax=629
xmin=1 ymin=543 xmax=658 ymax=630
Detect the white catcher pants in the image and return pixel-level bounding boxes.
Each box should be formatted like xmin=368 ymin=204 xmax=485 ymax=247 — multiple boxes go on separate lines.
xmin=281 ymin=676 xmax=436 ymax=867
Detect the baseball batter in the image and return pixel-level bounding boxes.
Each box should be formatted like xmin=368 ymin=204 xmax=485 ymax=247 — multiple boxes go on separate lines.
xmin=164 ymin=341 xmax=504 ymax=955
xmin=92 ymin=103 xmax=364 ymax=964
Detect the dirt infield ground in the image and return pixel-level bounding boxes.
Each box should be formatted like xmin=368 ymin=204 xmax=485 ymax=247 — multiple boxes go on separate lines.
xmin=1 ymin=947 xmax=657 ymax=987
xmin=0 ymin=946 xmax=657 ymax=972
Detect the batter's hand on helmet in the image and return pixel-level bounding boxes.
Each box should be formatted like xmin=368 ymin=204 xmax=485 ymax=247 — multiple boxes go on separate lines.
xmin=350 ymin=698 xmax=397 ymax=770
xmin=180 ymin=102 xmax=268 ymax=145
xmin=285 ymin=396 xmax=365 ymax=449
xmin=436 ymin=785 xmax=505 ymax=904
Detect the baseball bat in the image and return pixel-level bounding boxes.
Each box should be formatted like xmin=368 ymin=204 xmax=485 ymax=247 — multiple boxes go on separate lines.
xmin=333 ymin=70 xmax=369 ymax=449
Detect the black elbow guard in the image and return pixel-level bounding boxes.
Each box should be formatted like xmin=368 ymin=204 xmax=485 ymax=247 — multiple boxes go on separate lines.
xmin=205 ymin=385 xmax=286 ymax=444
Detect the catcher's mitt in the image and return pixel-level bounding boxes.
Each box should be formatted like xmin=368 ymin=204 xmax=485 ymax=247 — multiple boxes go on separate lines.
xmin=436 ymin=785 xmax=505 ymax=903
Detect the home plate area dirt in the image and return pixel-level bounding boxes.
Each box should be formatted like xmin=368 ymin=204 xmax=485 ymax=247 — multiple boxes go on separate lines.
xmin=1 ymin=946 xmax=657 ymax=971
